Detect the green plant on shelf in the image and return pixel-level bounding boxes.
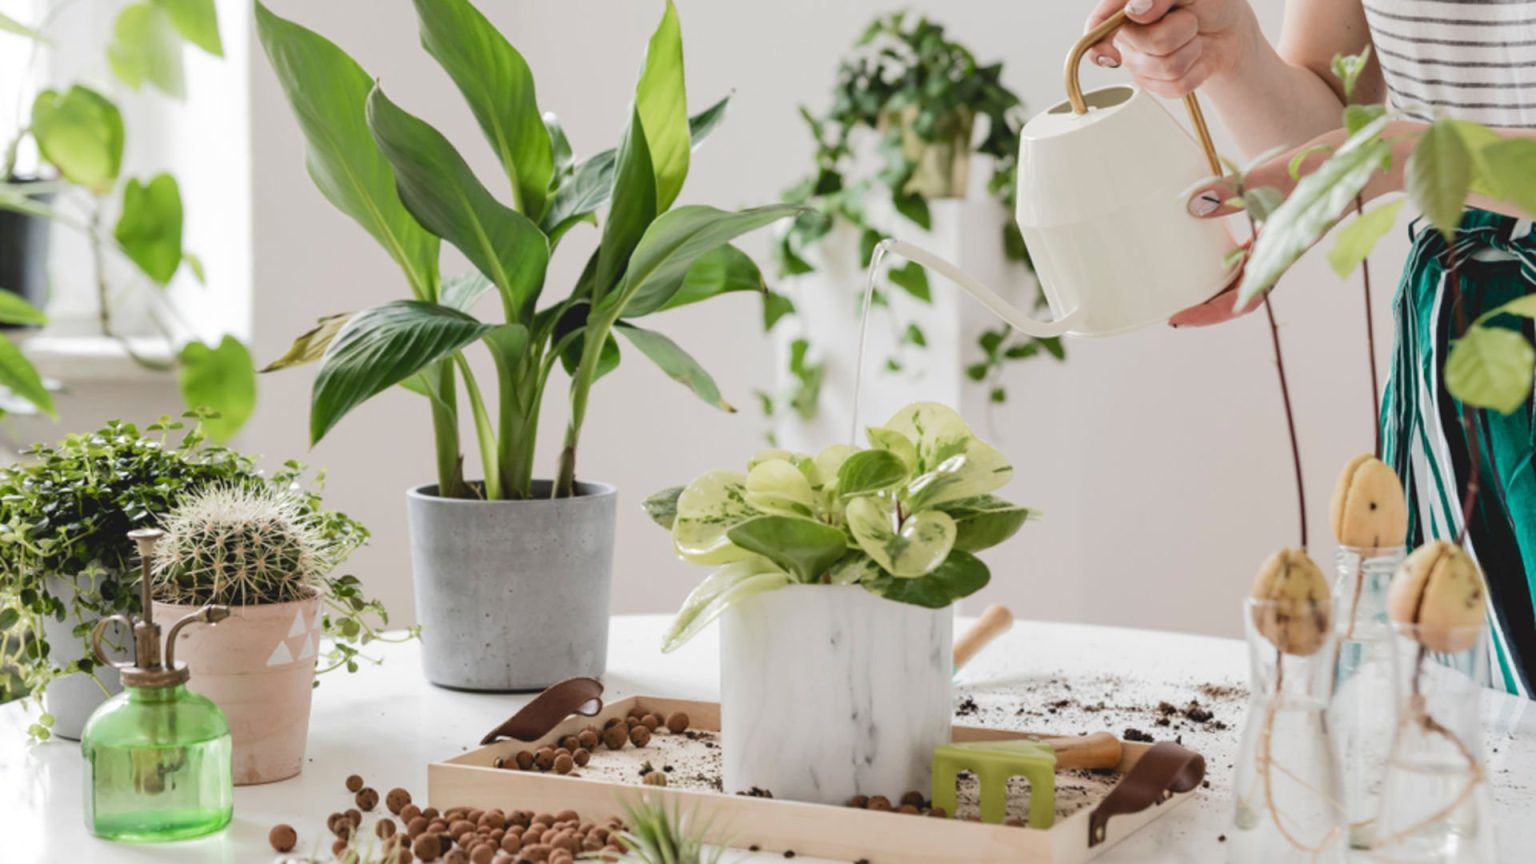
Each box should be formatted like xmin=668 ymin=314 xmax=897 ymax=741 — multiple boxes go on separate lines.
xmin=256 ymin=0 xmax=800 ymax=501
xmin=763 ymin=12 xmax=1061 ymax=430
xmin=646 ymin=401 xmax=1032 ymax=651
xmin=0 ymin=0 xmax=256 ymax=439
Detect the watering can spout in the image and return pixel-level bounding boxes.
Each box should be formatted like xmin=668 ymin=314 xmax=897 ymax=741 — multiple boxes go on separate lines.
xmin=877 ymin=240 xmax=1082 ymax=339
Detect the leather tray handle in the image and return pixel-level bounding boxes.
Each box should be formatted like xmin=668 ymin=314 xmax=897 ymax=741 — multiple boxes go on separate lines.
xmin=479 ymin=677 xmax=606 ymax=745
xmin=1088 ymin=742 xmax=1207 ymax=847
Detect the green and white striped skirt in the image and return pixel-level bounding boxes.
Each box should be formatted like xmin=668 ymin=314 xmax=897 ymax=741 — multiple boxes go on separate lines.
xmin=1382 ymin=209 xmax=1536 ymax=698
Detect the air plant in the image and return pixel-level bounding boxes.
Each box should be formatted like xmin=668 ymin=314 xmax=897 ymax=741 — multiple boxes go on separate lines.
xmin=605 ymin=795 xmax=723 ymax=864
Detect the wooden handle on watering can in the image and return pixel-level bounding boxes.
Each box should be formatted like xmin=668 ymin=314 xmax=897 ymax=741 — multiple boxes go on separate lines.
xmin=1041 ymin=732 xmax=1125 ymax=771
xmin=953 ymin=604 xmax=1014 ymax=671
xmin=1065 ymin=6 xmax=1223 ymax=176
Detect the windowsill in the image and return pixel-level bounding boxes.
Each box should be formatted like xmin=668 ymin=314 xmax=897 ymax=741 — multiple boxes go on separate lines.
xmin=16 ymin=330 xmax=177 ymax=384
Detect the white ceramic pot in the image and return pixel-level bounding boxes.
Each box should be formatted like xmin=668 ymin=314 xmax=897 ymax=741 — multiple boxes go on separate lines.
xmin=720 ymin=585 xmax=952 ymax=805
xmin=41 ymin=574 xmax=127 ymax=741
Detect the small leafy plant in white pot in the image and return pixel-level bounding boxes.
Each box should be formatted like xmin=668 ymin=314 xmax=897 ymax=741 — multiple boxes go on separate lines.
xmin=647 ymin=402 xmax=1032 ymax=804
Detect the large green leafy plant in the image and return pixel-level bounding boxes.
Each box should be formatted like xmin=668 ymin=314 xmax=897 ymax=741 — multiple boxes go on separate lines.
xmin=646 ymin=401 xmax=1031 ymax=651
xmin=256 ymin=0 xmax=797 ymax=500
xmin=0 ymin=416 xmax=398 ymax=739
xmin=765 ymin=13 xmax=1060 ymax=429
xmin=0 ymin=0 xmax=256 ymax=439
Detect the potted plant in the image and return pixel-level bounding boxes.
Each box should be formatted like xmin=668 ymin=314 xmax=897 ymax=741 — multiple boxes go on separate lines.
xmin=645 ymin=401 xmax=1032 ymax=804
xmin=150 ymin=474 xmax=402 ymax=784
xmin=254 ymin=0 xmax=799 ymax=691
xmin=765 ymin=12 xmax=1061 ymax=435
xmin=0 ymin=1 xmax=257 ymax=439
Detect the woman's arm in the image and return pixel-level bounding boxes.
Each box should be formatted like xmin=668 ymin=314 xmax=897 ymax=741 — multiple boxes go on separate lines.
xmin=1084 ymin=0 xmax=1383 ymax=158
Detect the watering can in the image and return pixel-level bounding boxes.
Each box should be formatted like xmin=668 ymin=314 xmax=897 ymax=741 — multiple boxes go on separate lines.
xmin=881 ymin=6 xmax=1238 ymax=337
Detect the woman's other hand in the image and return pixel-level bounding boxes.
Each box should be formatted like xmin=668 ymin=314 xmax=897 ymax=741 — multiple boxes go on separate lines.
xmin=1084 ymin=0 xmax=1261 ymax=99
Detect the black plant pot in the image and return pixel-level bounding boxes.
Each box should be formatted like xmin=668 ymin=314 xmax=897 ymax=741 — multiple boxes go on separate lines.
xmin=0 ymin=176 xmax=52 ymax=328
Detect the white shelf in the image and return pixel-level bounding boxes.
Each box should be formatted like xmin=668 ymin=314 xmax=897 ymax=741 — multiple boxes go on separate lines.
xmin=15 ymin=330 xmax=176 ymax=384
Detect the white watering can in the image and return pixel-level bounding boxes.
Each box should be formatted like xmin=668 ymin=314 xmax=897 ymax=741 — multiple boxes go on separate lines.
xmin=880 ymin=7 xmax=1238 ymax=337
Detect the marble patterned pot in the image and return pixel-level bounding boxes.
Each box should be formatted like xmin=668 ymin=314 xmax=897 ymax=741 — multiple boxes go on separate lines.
xmin=720 ymin=584 xmax=952 ymax=805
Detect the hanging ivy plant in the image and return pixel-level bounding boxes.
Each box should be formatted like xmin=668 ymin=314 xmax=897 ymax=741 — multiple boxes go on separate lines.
xmin=760 ymin=12 xmax=1062 ymax=429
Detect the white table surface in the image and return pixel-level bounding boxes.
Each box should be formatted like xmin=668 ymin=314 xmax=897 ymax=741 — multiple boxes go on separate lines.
xmin=3 ymin=614 xmax=1531 ymax=863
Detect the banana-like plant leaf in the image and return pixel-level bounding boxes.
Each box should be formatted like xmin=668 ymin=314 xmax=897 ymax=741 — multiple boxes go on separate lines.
xmin=1238 ymin=115 xmax=1392 ymax=304
xmin=938 ymin=495 xmax=1034 ymax=553
xmin=31 ymin=86 xmax=124 ymax=195
xmin=614 ymin=322 xmax=732 ymax=411
xmin=661 ymin=244 xmax=764 ymax=312
xmin=1327 ymin=199 xmax=1403 ymax=279
xmin=745 ymin=459 xmax=816 ymax=518
xmin=255 ymin=2 xmax=440 ymax=300
xmin=153 ymin=0 xmax=221 ymax=55
xmin=177 ymin=336 xmax=256 ymax=442
xmin=1445 ymin=325 xmax=1535 ymax=415
xmin=644 ymin=485 xmax=684 ymax=529
xmin=635 ymin=0 xmax=689 ymax=210
xmin=688 ymin=94 xmax=729 ymax=149
xmin=611 ymin=204 xmax=801 ymax=318
xmin=0 ymin=292 xmax=47 ymax=326
xmin=595 ymin=107 xmax=657 ymax=301
xmin=553 ymin=303 xmax=621 ymax=382
xmin=440 ymin=272 xmax=494 ymax=313
xmin=836 ymin=448 xmax=909 ymax=498
xmin=367 ymin=86 xmax=549 ymax=319
xmin=114 ymin=174 xmax=183 ymax=284
xmin=262 ymin=313 xmax=352 ymax=373
xmin=108 ymin=3 xmax=185 ymax=99
xmin=413 ymin=0 xmax=551 ymax=219
xmin=846 ymin=496 xmax=956 ymax=578
xmin=1407 ymin=120 xmax=1473 ymax=242
xmin=310 ymin=300 xmax=494 ymax=444
xmin=661 ymin=557 xmax=789 ymax=652
xmin=0 ymin=335 xmax=53 ymax=417
xmin=865 ymin=550 xmax=990 ymax=609
xmin=545 ymin=113 xmax=575 ymax=179
xmin=726 ymin=515 xmax=848 ymax=583
xmin=672 ymin=470 xmax=760 ymax=564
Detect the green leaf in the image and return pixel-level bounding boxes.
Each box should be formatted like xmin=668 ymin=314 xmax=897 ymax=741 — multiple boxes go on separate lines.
xmin=366 ymin=86 xmax=549 ymax=318
xmin=1481 ymin=294 xmax=1536 ymax=325
xmin=1243 ymin=187 xmax=1286 ymax=223
xmin=634 ymin=0 xmax=689 ymax=210
xmin=643 ymin=486 xmax=684 ymax=530
xmin=31 ymin=86 xmax=124 ymax=194
xmin=1332 ymin=48 xmax=1372 ymax=102
xmin=412 ymin=0 xmax=551 ymax=218
xmin=108 ymin=3 xmax=185 ymax=99
xmin=661 ymin=557 xmax=790 ymax=652
xmin=1327 ymin=199 xmax=1403 ymax=278
xmin=1480 ymin=139 xmax=1536 ymax=218
xmin=938 ymin=495 xmax=1033 ymax=553
xmin=1238 ymin=115 xmax=1393 ymax=304
xmin=262 ymin=313 xmax=352 ymax=373
xmin=836 ymin=449 xmax=909 ymax=498
xmin=177 ymin=336 xmax=255 ymax=442
xmin=903 ymin=323 xmax=927 ymax=347
xmin=614 ymin=322 xmax=730 ymax=411
xmin=0 ymin=293 xmax=47 ymax=326
xmin=847 ymin=496 xmax=956 ymax=578
xmin=763 ymin=291 xmax=795 ymax=330
xmin=255 ymin=2 xmax=440 ymax=301
xmin=881 ymin=401 xmax=1012 ymax=505
xmin=612 ymin=204 xmax=801 ymax=318
xmin=672 ymin=470 xmax=761 ymax=564
xmin=888 ymin=261 xmax=931 ymax=302
xmin=893 ymin=192 xmax=930 ymax=229
xmin=545 ymin=113 xmax=575 ymax=178
xmin=1343 ymin=104 xmax=1385 ymax=135
xmin=153 ymin=0 xmax=222 ymax=55
xmin=440 ymin=272 xmax=495 ymax=313
xmin=0 ymin=11 xmax=46 ymax=41
xmin=865 ymin=550 xmax=990 ymax=609
xmin=662 ymin=244 xmax=764 ymax=311
xmin=182 ymin=251 xmax=206 ymax=284
xmin=726 ymin=515 xmax=848 ymax=582
xmin=1444 ymin=325 xmax=1535 ymax=415
xmin=1407 ymin=120 xmax=1473 ymax=242
xmin=595 ymin=107 xmax=658 ymax=300
xmin=865 ymin=426 xmax=918 ymax=474
xmin=310 ymin=300 xmax=494 ymax=444
xmin=113 ymin=174 xmax=183 ymax=284
xmin=688 ymin=94 xmax=730 ymax=150
xmin=0 ymin=334 xmax=54 ymax=417
xmin=745 ymin=458 xmax=816 ymax=517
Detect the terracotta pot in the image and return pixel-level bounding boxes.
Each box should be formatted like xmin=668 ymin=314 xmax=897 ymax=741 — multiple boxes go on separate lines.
xmin=155 ymin=591 xmax=322 ymax=785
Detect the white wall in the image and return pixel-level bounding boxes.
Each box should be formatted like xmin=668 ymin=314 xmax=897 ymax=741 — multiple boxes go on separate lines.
xmin=243 ymin=0 xmax=1409 ymax=640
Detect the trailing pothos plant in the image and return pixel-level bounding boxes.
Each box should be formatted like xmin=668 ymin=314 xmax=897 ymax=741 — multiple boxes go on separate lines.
xmin=0 ymin=0 xmax=256 ymax=440
xmin=645 ymin=401 xmax=1032 ymax=651
xmin=763 ymin=12 xmax=1060 ymax=430
xmin=256 ymin=0 xmax=798 ymax=501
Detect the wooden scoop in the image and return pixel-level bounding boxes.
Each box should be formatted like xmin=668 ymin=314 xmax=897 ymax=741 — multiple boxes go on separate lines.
xmin=1039 ymin=732 xmax=1124 ymax=771
xmin=952 ymin=604 xmax=1013 ymax=671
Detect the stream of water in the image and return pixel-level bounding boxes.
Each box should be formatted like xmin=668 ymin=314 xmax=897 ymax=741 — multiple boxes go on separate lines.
xmin=849 ymin=240 xmax=889 ymax=447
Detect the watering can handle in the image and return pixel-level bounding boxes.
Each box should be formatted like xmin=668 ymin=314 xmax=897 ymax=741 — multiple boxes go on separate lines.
xmin=1067 ymin=6 xmax=1223 ymax=176
xmin=881 ymin=240 xmax=1083 ymax=339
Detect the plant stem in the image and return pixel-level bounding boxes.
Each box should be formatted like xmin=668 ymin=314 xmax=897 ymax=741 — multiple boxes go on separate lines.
xmin=1263 ymin=296 xmax=1308 ymax=549
xmin=555 ymin=308 xmax=619 ymax=498
xmin=1356 ymin=199 xmax=1382 ymax=457
xmin=429 ymin=361 xmax=467 ymax=499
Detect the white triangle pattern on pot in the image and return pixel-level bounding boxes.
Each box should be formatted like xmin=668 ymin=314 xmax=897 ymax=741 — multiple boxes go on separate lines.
xmin=287 ymin=609 xmax=308 ymax=638
xmin=263 ymin=606 xmax=323 ymax=669
xmin=297 ymin=634 xmax=315 ymax=660
xmin=266 ymin=640 xmax=294 ymax=667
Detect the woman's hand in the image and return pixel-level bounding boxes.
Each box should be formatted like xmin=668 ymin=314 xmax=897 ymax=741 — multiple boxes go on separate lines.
xmin=1084 ymin=0 xmax=1261 ymax=99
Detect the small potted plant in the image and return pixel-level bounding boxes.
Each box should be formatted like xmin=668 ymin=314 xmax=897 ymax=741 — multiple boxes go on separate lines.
xmin=646 ymin=401 xmax=1031 ymax=805
xmin=150 ymin=474 xmax=403 ymax=784
xmin=255 ymin=0 xmax=799 ymax=691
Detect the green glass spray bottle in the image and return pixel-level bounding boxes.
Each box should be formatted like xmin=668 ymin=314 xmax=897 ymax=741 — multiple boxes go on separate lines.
xmin=81 ymin=528 xmax=234 ymax=841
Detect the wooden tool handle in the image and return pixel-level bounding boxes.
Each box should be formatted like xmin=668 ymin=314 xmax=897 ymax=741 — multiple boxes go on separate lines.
xmin=953 ymin=604 xmax=1013 ymax=671
xmin=1041 ymin=732 xmax=1124 ymax=771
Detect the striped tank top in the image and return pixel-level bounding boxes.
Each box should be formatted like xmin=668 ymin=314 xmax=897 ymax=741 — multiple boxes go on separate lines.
xmin=1364 ymin=0 xmax=1536 ymax=129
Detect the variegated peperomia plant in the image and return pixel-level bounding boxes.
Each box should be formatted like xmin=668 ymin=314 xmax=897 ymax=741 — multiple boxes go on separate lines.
xmin=645 ymin=402 xmax=1031 ymax=651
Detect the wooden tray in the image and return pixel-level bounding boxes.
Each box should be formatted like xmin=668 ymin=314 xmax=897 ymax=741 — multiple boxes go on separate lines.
xmin=429 ymin=695 xmax=1202 ymax=864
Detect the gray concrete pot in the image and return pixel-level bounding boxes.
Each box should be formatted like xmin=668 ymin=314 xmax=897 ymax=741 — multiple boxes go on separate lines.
xmin=41 ymin=574 xmax=129 ymax=741
xmin=406 ymin=480 xmax=617 ymax=691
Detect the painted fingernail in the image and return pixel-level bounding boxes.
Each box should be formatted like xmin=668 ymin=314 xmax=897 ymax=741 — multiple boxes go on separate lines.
xmin=1189 ymin=191 xmax=1222 ymax=217
xmin=1127 ymin=0 xmax=1154 ymax=14
xmin=1094 ymin=54 xmax=1120 ymax=68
